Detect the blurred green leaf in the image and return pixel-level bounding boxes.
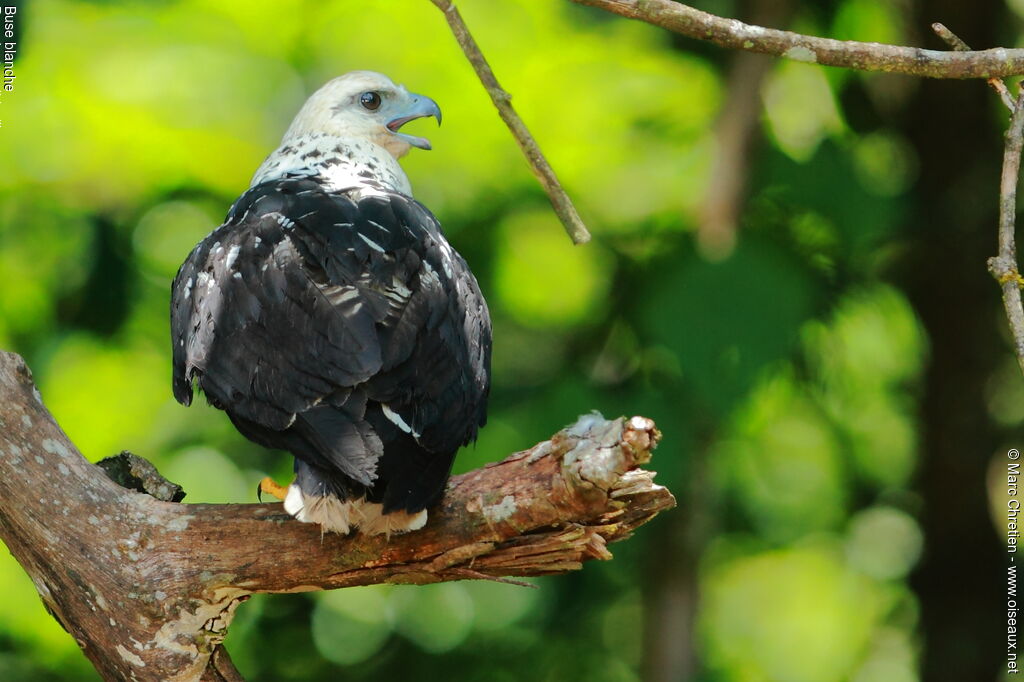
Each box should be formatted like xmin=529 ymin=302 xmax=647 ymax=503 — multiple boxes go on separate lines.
xmin=701 ymin=546 xmax=884 ymax=682
xmin=851 ymin=131 xmax=918 ymax=197
xmin=390 ymin=583 xmax=475 ymax=654
xmin=133 ymin=200 xmax=221 ymax=279
xmin=494 ymin=209 xmax=613 ymax=328
xmin=763 ymin=61 xmax=845 ymax=162
xmin=831 ymin=0 xmax=904 ymax=45
xmin=642 ymin=237 xmax=823 ymax=414
xmin=845 ymin=506 xmax=923 ymax=580
xmin=715 ymin=372 xmax=848 ymax=541
xmin=851 ymin=626 xmax=919 ymax=682
xmin=38 ymin=335 xmax=169 ymax=461
xmin=312 ymin=587 xmax=393 ymax=666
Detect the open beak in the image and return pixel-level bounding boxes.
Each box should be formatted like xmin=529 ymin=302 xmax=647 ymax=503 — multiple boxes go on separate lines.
xmin=386 ymin=93 xmax=442 ymax=150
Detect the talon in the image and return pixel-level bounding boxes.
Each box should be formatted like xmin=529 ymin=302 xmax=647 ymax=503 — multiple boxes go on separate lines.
xmin=258 ymin=476 xmax=289 ymax=502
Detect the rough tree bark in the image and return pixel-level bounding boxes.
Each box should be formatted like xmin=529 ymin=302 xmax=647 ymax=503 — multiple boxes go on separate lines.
xmin=0 ymin=350 xmax=674 ymax=681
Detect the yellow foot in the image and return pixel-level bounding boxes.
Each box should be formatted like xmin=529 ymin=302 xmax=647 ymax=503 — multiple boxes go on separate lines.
xmin=257 ymin=476 xmax=289 ymax=502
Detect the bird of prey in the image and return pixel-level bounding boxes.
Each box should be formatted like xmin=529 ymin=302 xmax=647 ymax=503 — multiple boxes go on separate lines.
xmin=170 ymin=71 xmax=491 ymax=535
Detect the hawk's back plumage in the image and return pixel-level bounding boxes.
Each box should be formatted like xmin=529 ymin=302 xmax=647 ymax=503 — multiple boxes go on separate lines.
xmin=171 ymin=175 xmax=491 ymax=517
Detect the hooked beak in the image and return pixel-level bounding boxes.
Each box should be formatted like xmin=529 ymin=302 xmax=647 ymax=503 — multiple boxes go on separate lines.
xmin=386 ymin=93 xmax=442 ymax=150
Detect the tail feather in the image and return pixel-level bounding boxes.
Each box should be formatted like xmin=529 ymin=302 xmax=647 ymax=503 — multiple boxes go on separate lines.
xmin=364 ymin=403 xmax=456 ymax=514
xmin=292 ymin=405 xmax=381 ymax=486
xmin=230 ymin=399 xmax=455 ymax=526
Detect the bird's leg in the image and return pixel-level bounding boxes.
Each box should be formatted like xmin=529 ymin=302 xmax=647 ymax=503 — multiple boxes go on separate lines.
xmin=257 ymin=476 xmax=289 ymax=502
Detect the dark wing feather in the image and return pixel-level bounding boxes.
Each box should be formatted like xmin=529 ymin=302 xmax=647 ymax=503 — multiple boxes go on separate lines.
xmin=171 ymin=181 xmax=382 ymax=427
xmin=171 ymin=176 xmax=490 ymax=503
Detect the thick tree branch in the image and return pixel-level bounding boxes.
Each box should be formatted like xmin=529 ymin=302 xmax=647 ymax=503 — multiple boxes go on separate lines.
xmin=571 ymin=0 xmax=1024 ymax=79
xmin=428 ymin=0 xmax=591 ymax=245
xmin=0 ymin=350 xmax=672 ymax=681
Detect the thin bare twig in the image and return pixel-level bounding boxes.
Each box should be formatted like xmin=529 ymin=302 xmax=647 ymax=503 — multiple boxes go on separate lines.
xmin=931 ymin=23 xmax=1015 ymax=112
xmin=934 ymin=24 xmax=1024 ymax=376
xmin=988 ymin=89 xmax=1024 ymax=378
xmin=429 ymin=0 xmax=591 ymax=245
xmin=447 ymin=567 xmax=538 ymax=587
xmin=571 ymin=0 xmax=1024 ymax=79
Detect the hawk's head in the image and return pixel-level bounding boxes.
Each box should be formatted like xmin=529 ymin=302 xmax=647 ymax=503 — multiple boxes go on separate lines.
xmin=282 ymin=70 xmax=442 ymax=159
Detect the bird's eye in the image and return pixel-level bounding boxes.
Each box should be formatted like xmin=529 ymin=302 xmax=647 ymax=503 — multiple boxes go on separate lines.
xmin=359 ymin=91 xmax=382 ymax=111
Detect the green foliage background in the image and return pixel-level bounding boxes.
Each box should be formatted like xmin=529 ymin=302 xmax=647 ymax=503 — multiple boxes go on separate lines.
xmin=0 ymin=0 xmax=1014 ymax=680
